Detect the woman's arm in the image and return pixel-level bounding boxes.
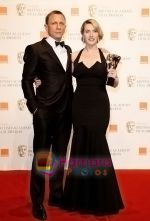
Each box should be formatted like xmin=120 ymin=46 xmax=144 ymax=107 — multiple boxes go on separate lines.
xmin=71 ymin=51 xmax=80 ymax=72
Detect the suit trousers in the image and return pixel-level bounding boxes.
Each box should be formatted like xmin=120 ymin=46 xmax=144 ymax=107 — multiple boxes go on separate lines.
xmin=30 ymin=105 xmax=72 ymax=206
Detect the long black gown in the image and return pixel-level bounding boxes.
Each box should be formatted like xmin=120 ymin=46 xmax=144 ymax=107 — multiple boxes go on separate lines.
xmin=62 ymin=48 xmax=124 ymax=215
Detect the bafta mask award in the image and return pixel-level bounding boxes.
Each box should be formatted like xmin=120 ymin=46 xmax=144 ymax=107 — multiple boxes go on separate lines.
xmin=106 ymin=53 xmax=121 ymax=86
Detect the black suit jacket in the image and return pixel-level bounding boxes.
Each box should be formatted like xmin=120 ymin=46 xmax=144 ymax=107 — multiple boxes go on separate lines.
xmin=22 ymin=38 xmax=73 ymax=113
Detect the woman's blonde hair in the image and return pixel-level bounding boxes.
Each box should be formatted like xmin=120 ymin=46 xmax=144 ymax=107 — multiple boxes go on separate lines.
xmin=80 ymin=19 xmax=103 ymax=42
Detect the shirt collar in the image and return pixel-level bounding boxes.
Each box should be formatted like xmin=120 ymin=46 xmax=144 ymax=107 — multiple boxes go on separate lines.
xmin=46 ymin=36 xmax=59 ymax=48
xmin=46 ymin=36 xmax=64 ymax=48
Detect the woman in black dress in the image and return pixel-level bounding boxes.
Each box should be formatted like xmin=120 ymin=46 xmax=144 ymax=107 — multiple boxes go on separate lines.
xmin=62 ymin=19 xmax=124 ymax=216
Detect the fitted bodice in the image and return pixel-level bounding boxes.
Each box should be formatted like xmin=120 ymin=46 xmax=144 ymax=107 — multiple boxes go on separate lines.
xmin=73 ymin=48 xmax=108 ymax=87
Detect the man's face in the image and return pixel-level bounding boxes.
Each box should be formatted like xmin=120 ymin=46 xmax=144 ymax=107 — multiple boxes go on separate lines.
xmin=45 ymin=14 xmax=66 ymax=41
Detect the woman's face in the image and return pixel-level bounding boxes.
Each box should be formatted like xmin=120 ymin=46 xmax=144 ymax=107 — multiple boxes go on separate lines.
xmin=82 ymin=23 xmax=99 ymax=46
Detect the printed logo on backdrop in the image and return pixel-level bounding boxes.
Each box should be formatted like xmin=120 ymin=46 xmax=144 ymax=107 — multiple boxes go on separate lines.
xmin=16 ymin=4 xmax=26 ymax=16
xmin=17 ymin=52 xmax=24 ymax=64
xmin=0 ymin=7 xmax=7 ymax=15
xmin=0 ymin=124 xmax=32 ymax=134
xmin=110 ymin=147 xmax=130 ymax=156
xmin=128 ymin=28 xmax=137 ymax=41
xmin=138 ymin=147 xmax=147 ymax=156
xmin=110 ymin=103 xmax=131 ymax=111
xmin=0 ymin=147 xmax=9 ymax=157
xmin=127 ymin=75 xmax=136 ymax=87
xmin=140 ymin=56 xmax=148 ymax=64
xmin=128 ymin=28 xmax=150 ymax=41
xmin=67 ymin=32 xmax=80 ymax=41
xmin=126 ymin=121 xmax=136 ymax=133
xmin=0 ymin=30 xmax=30 ymax=40
xmin=110 ymin=32 xmax=119 ymax=40
xmin=121 ymin=56 xmax=132 ymax=63
xmin=139 ymin=102 xmax=148 ymax=111
xmin=71 ymin=8 xmax=79 ymax=16
xmin=141 ymin=8 xmax=150 ymax=17
xmin=109 ymin=124 xmax=118 ymax=133
xmin=18 ymin=145 xmax=27 ymax=157
xmin=0 ymin=55 xmax=8 ymax=63
xmin=0 ymin=102 xmax=8 ymax=111
xmin=0 ymin=80 xmax=21 ymax=88
xmin=88 ymin=5 xmax=133 ymax=17
xmin=17 ymin=145 xmax=33 ymax=157
xmin=16 ymin=3 xmax=47 ymax=16
xmin=88 ymin=5 xmax=97 ymax=17
xmin=17 ymin=99 xmax=26 ymax=111
xmin=126 ymin=121 xmax=150 ymax=133
xmin=127 ymin=75 xmax=150 ymax=88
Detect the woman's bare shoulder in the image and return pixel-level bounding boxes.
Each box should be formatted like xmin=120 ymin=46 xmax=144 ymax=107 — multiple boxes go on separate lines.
xmin=100 ymin=48 xmax=110 ymax=58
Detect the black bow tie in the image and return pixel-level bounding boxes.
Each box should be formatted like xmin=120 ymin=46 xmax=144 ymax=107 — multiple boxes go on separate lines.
xmin=55 ymin=41 xmax=65 ymax=47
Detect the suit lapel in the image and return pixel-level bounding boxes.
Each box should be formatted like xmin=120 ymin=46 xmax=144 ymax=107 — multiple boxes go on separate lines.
xmin=41 ymin=38 xmax=64 ymax=69
xmin=64 ymin=45 xmax=71 ymax=71
xmin=41 ymin=38 xmax=72 ymax=72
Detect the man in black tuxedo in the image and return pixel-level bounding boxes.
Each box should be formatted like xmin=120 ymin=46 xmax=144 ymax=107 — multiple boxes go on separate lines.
xmin=22 ymin=10 xmax=73 ymax=220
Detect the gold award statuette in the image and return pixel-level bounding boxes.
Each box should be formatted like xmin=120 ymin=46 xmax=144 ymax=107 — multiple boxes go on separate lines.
xmin=106 ymin=53 xmax=121 ymax=86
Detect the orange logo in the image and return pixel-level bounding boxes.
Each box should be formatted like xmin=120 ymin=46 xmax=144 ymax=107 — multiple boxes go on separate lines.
xmin=0 ymin=148 xmax=9 ymax=157
xmin=110 ymin=32 xmax=119 ymax=40
xmin=0 ymin=102 xmax=8 ymax=110
xmin=139 ymin=147 xmax=147 ymax=155
xmin=140 ymin=56 xmax=148 ymax=64
xmin=141 ymin=8 xmax=149 ymax=17
xmin=139 ymin=102 xmax=148 ymax=110
xmin=109 ymin=124 xmax=118 ymax=132
xmin=0 ymin=55 xmax=8 ymax=63
xmin=0 ymin=7 xmax=7 ymax=15
xmin=71 ymin=8 xmax=79 ymax=16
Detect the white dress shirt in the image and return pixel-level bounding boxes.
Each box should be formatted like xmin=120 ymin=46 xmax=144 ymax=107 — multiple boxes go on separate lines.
xmin=46 ymin=36 xmax=67 ymax=71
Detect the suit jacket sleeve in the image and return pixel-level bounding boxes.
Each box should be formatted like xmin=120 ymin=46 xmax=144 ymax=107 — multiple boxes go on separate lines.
xmin=21 ymin=45 xmax=38 ymax=114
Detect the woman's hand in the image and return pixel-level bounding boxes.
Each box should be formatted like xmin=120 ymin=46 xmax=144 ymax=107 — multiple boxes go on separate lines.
xmin=107 ymin=68 xmax=119 ymax=88
xmin=34 ymin=78 xmax=42 ymax=88
xmin=107 ymin=68 xmax=117 ymax=79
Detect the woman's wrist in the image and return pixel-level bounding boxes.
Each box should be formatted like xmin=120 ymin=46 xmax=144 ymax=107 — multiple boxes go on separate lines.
xmin=113 ymin=76 xmax=119 ymax=87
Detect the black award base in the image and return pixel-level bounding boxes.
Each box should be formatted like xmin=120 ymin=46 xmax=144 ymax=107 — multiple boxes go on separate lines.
xmin=106 ymin=77 xmax=115 ymax=86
